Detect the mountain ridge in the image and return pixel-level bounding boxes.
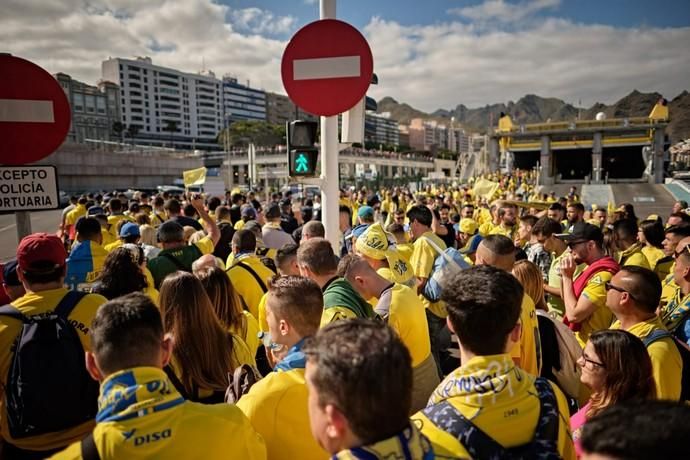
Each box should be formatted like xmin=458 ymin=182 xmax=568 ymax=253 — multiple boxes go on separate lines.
xmin=377 ymin=90 xmax=690 ymax=142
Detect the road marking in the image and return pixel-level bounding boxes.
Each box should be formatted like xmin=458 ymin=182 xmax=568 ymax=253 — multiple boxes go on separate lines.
xmin=0 ymin=224 xmax=16 ymax=233
xmin=293 ymin=56 xmax=360 ymax=80
xmin=0 ymin=99 xmax=55 ymax=123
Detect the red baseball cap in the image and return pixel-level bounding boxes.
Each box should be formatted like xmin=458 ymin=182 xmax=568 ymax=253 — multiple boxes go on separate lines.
xmin=16 ymin=233 xmax=67 ymax=273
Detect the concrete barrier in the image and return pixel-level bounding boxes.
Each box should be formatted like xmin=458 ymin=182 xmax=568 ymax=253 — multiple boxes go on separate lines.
xmin=32 ymin=143 xmax=203 ymax=192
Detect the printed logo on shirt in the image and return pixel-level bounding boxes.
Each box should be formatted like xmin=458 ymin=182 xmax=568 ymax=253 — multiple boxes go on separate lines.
xmin=126 ymin=428 xmax=172 ymax=446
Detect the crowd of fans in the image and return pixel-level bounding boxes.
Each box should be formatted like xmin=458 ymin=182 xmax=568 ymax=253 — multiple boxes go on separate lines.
xmin=1 ymin=170 xmax=690 ymax=459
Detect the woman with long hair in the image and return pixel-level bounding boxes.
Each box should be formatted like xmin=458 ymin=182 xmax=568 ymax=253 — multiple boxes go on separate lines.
xmin=195 ymin=266 xmax=260 ymax=355
xmin=513 ymin=260 xmax=581 ymax=402
xmin=571 ymin=329 xmax=656 ymax=457
xmin=91 ymin=245 xmax=148 ymax=300
xmin=159 ymin=272 xmax=255 ymax=404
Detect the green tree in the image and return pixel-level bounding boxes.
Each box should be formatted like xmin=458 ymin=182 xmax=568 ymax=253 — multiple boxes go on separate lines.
xmin=163 ymin=120 xmax=179 ymax=148
xmin=126 ymin=124 xmax=140 ymax=140
xmin=217 ymin=120 xmax=285 ymax=150
xmin=112 ymin=121 xmax=126 ymax=143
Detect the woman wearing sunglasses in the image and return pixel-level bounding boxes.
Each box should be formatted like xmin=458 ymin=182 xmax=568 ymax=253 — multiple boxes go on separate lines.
xmin=571 ymin=329 xmax=656 ymax=458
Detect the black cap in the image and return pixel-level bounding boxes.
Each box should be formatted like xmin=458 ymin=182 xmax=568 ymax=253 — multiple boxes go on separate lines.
xmin=556 ymin=222 xmax=603 ymax=244
xmin=265 ymin=203 xmax=281 ymax=219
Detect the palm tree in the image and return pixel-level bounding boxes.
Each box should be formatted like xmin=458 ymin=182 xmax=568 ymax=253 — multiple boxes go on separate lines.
xmin=112 ymin=121 xmax=125 ymax=143
xmin=163 ymin=120 xmax=179 ymax=149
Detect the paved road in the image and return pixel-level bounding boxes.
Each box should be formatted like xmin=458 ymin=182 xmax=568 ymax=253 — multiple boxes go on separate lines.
xmin=0 ymin=209 xmax=64 ymax=262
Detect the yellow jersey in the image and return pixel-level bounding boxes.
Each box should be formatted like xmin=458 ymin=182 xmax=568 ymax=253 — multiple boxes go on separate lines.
xmin=412 ymin=354 xmax=575 ymax=459
xmin=226 ymin=255 xmax=275 ymax=320
xmin=410 ymin=231 xmax=447 ymax=318
xmin=611 ymin=317 xmax=682 ymax=400
xmin=576 ymin=270 xmax=615 ymax=347
xmin=510 ymin=293 xmax=541 ymax=376
xmin=51 ymin=367 xmax=266 ymax=460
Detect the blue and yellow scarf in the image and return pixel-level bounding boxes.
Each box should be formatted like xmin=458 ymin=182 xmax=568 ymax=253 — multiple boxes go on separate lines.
xmin=97 ymin=367 xmax=185 ymax=423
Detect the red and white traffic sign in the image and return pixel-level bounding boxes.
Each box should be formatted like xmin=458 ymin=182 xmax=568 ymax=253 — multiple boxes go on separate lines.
xmin=0 ymin=55 xmax=71 ymax=165
xmin=281 ymin=19 xmax=374 ymax=117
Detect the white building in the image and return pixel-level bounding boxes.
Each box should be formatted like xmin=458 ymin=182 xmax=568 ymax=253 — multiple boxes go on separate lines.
xmin=102 ymin=57 xmax=224 ymax=149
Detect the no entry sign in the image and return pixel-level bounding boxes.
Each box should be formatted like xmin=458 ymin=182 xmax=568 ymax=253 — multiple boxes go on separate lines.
xmin=0 ymin=55 xmax=71 ymax=165
xmin=281 ymin=19 xmax=374 ymax=117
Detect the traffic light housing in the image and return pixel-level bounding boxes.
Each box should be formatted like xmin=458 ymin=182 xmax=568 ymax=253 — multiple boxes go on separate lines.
xmin=287 ymin=120 xmax=318 ymax=177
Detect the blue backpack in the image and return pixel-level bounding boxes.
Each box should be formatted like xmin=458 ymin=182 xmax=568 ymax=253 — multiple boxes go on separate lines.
xmin=422 ymin=237 xmax=471 ymax=303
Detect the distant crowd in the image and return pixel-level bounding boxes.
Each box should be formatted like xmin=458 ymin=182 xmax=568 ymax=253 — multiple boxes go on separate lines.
xmin=1 ymin=169 xmax=690 ymax=459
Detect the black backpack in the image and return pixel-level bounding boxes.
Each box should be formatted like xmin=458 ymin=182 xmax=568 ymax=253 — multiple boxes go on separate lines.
xmin=642 ymin=329 xmax=690 ymax=401
xmin=0 ymin=291 xmax=99 ymax=439
xmin=422 ymin=377 xmax=561 ymax=459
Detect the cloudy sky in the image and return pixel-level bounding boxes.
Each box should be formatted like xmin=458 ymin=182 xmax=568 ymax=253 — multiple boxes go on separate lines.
xmin=3 ymin=0 xmax=689 ymax=112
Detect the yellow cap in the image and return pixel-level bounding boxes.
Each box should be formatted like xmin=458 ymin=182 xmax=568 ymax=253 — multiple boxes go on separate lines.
xmin=356 ymin=223 xmax=412 ymax=284
xmin=459 ymin=218 xmax=478 ymax=235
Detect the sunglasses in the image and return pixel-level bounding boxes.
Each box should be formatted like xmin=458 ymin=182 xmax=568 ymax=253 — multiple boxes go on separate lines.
xmin=673 ymin=244 xmax=690 ymax=259
xmin=605 ymin=281 xmax=637 ymax=301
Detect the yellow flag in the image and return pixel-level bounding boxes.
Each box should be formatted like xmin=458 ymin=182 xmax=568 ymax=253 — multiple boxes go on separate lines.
xmin=183 ymin=167 xmax=207 ymax=187
xmin=473 ymin=178 xmax=499 ymax=201
xmin=607 ymin=200 xmax=616 ymax=217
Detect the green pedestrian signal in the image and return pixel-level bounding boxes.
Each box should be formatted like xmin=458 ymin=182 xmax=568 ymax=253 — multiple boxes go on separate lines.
xmin=287 ymin=120 xmax=319 ymax=177
xmin=295 ymin=152 xmax=309 ymax=173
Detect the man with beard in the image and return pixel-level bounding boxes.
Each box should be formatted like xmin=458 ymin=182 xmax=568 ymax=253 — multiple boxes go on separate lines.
xmin=558 ymin=222 xmax=620 ymax=347
xmin=489 ymin=203 xmax=517 ymax=240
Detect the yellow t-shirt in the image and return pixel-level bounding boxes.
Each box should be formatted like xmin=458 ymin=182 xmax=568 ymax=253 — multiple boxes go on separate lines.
xmin=103 ymin=239 xmax=123 ymax=253
xmin=377 ymin=283 xmax=431 ymax=367
xmin=65 ymin=204 xmax=87 ymax=228
xmin=576 ymin=270 xmax=615 ymax=347
xmin=618 ymin=244 xmax=651 ymax=269
xmin=412 ymin=354 xmax=575 ymax=459
xmin=510 ymin=293 xmax=541 ymax=376
xmin=257 ymin=293 xmax=269 ymax=332
xmin=611 ymin=317 xmax=682 ymax=400
xmin=100 ymin=228 xmax=115 ymax=247
xmin=237 ymin=368 xmax=327 ymax=460
xmin=0 ymin=288 xmax=107 ymax=451
xmin=489 ymin=223 xmax=515 ymax=240
xmin=642 ymin=246 xmax=665 ymax=271
xmin=106 ymin=214 xmax=134 ymax=239
xmin=661 ymin=272 xmax=678 ymax=308
xmin=410 ymin=231 xmax=447 ymax=318
xmin=478 ymin=221 xmax=495 ymax=237
xmin=226 ymin=256 xmax=275 ymax=319
xmin=230 ymin=311 xmax=261 ymax=357
xmin=51 ymin=367 xmax=266 ymax=460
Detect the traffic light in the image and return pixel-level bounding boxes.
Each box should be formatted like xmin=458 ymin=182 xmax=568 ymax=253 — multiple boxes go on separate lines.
xmin=287 ymin=120 xmax=319 ymax=177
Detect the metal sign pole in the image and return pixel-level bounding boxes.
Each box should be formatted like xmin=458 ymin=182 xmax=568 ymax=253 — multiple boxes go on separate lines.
xmin=15 ymin=211 xmax=32 ymax=241
xmin=320 ymin=0 xmax=340 ymax=251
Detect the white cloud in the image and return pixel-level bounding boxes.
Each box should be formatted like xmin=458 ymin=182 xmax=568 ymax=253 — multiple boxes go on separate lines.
xmin=229 ymin=7 xmax=296 ymax=35
xmin=449 ymin=0 xmax=561 ymax=24
xmin=1 ymin=0 xmax=290 ymax=92
xmin=364 ymin=16 xmax=690 ymax=112
xmin=2 ymin=0 xmax=688 ymax=119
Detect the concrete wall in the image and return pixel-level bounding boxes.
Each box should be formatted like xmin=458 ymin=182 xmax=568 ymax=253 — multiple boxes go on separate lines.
xmin=33 ymin=143 xmax=203 ymax=192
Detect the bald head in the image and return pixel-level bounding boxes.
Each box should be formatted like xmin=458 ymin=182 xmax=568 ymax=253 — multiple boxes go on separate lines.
xmin=475 ymin=235 xmax=516 ymax=272
xmin=192 ymin=254 xmax=221 ymax=275
xmin=302 ymin=220 xmax=325 ymax=241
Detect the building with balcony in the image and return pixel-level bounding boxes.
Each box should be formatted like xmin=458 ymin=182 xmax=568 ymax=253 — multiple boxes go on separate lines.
xmin=222 ymin=76 xmax=266 ymax=123
xmin=54 ymin=73 xmax=120 ymax=143
xmin=101 ymin=57 xmax=224 ymax=150
xmin=365 ymin=112 xmax=400 ymax=147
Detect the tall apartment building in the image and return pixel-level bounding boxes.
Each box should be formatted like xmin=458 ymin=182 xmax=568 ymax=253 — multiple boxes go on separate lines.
xmin=365 ymin=112 xmax=400 ymax=147
xmin=55 ymin=73 xmax=120 ymax=143
xmin=222 ymin=76 xmax=266 ymax=123
xmin=265 ymin=92 xmax=317 ymax=125
xmin=408 ymin=118 xmax=470 ymax=153
xmin=102 ymin=57 xmax=223 ymax=150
